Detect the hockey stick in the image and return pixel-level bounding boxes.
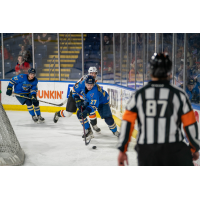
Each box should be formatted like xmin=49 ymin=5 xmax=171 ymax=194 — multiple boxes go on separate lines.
xmin=12 ymin=93 xmax=68 ymax=107
xmin=81 ymin=106 xmax=91 ymax=146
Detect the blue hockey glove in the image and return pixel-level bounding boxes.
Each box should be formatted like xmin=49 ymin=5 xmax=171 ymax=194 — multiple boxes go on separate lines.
xmin=79 ymin=108 xmax=90 ymax=118
xmin=6 ymin=86 xmax=13 ymax=96
xmin=82 ymin=101 xmax=89 ymax=110
xmin=75 ymin=98 xmax=84 ymax=109
xmin=31 ymin=94 xmax=37 ymax=103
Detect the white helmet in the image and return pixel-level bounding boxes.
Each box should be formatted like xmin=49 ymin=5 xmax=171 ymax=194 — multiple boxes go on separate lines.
xmin=88 ymin=66 xmax=98 ymax=74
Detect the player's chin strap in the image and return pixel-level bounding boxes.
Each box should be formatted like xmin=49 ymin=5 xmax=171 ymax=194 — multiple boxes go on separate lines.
xmin=12 ymin=93 xmax=68 ymax=107
xmin=81 ymin=106 xmax=91 ymax=146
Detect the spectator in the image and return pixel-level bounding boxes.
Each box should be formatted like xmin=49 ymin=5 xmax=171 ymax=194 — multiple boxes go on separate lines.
xmin=38 ymin=33 xmax=51 ymax=45
xmin=188 ymin=59 xmax=200 ymax=80
xmin=37 ymin=33 xmax=52 ymax=55
xmin=193 ymin=60 xmax=200 ymax=88
xmin=19 ymin=45 xmax=27 ymax=59
xmin=103 ymin=35 xmax=112 ymax=53
xmin=24 ymin=51 xmax=32 ymax=64
xmin=176 ymin=62 xmax=193 ymax=88
xmin=128 ymin=60 xmax=143 ymax=82
xmin=1 ymin=45 xmax=13 ymax=61
xmin=103 ymin=56 xmax=113 ymax=73
xmin=15 ymin=55 xmax=30 ymax=75
xmin=186 ymin=78 xmax=200 ymax=103
xmin=22 ymin=33 xmax=32 ymax=46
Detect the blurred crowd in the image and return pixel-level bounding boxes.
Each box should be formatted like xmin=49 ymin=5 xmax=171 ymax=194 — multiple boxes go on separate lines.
xmin=1 ymin=33 xmax=200 ymax=104
xmin=100 ymin=33 xmax=200 ymax=104
xmin=0 ymin=33 xmax=54 ymax=78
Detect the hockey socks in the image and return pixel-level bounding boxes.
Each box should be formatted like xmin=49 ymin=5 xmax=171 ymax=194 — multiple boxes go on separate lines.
xmin=27 ymin=105 xmax=35 ymax=116
xmin=108 ymin=123 xmax=117 ymax=133
xmin=34 ymin=105 xmax=41 ymax=116
xmin=105 ymin=117 xmax=117 ymax=133
xmin=79 ymin=117 xmax=90 ymax=130
xmin=59 ymin=110 xmax=73 ymax=118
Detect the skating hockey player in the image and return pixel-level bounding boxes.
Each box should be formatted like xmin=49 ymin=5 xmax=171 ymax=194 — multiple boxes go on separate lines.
xmin=73 ymin=75 xmax=119 ymax=141
xmin=6 ymin=68 xmax=45 ymax=123
xmin=118 ymin=53 xmax=200 ymax=166
xmin=53 ymin=66 xmax=101 ymax=133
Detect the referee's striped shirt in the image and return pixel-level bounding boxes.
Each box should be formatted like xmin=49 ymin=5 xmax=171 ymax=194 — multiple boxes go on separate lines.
xmin=118 ymin=80 xmax=200 ymax=153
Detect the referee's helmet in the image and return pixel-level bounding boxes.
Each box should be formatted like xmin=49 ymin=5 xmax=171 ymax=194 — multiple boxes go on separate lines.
xmin=150 ymin=53 xmax=172 ymax=78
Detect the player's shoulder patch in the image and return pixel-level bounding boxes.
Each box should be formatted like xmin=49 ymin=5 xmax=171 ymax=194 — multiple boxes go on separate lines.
xmin=14 ymin=76 xmax=18 ymax=80
xmin=90 ymin=93 xmax=94 ymax=98
xmin=75 ymin=84 xmax=79 ymax=89
xmin=19 ymin=75 xmax=23 ymax=79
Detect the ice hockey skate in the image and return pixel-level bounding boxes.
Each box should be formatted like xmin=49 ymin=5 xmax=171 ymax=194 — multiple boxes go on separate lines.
xmin=92 ymin=125 xmax=101 ymax=133
xmin=53 ymin=111 xmax=59 ymax=123
xmin=32 ymin=115 xmax=38 ymax=123
xmin=113 ymin=130 xmax=120 ymax=137
xmin=37 ymin=115 xmax=45 ymax=123
xmin=82 ymin=127 xmax=94 ymax=141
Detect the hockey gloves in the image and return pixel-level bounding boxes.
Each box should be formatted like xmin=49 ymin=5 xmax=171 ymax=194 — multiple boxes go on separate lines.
xmin=79 ymin=107 xmax=90 ymax=118
xmin=75 ymin=98 xmax=84 ymax=109
xmin=31 ymin=94 xmax=38 ymax=103
xmin=6 ymin=86 xmax=13 ymax=96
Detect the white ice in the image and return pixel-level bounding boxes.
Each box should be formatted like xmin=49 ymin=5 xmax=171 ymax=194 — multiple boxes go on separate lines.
xmin=6 ymin=111 xmax=138 ymax=166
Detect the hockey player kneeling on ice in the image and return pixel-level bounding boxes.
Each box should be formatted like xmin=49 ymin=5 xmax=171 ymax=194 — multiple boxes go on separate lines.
xmin=6 ymin=68 xmax=45 ymax=123
xmin=74 ymin=75 xmax=119 ymax=141
xmin=53 ymin=66 xmax=101 ymax=133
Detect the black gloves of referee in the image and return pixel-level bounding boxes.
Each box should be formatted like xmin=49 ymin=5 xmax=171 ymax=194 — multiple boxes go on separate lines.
xmin=31 ymin=94 xmax=38 ymax=103
xmin=6 ymin=86 xmax=13 ymax=96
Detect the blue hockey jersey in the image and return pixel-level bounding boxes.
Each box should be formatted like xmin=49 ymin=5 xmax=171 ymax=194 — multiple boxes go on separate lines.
xmin=186 ymin=85 xmax=200 ymax=103
xmin=72 ymin=80 xmax=109 ymax=111
xmin=8 ymin=74 xmax=38 ymax=95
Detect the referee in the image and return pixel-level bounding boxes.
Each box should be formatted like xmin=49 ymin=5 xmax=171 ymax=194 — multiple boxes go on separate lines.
xmin=117 ymin=53 xmax=200 ymax=166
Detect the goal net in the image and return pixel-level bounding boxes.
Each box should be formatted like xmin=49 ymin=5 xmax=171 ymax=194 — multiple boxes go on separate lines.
xmin=0 ymin=102 xmax=25 ymax=166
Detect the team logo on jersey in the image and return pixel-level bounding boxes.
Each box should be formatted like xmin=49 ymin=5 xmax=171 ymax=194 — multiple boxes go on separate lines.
xmin=14 ymin=76 xmax=18 ymax=80
xmin=22 ymin=86 xmax=29 ymax=91
xmin=90 ymin=93 xmax=94 ymax=98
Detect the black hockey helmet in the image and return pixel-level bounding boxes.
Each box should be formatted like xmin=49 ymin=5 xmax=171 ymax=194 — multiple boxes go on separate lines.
xmin=149 ymin=53 xmax=172 ymax=78
xmin=85 ymin=75 xmax=95 ymax=84
xmin=187 ymin=78 xmax=195 ymax=85
xmin=28 ymin=68 xmax=36 ymax=74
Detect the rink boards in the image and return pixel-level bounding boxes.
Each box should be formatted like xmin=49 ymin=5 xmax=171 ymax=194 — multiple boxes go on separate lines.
xmin=1 ymin=80 xmax=200 ymax=138
xmin=0 ymin=80 xmax=138 ymax=138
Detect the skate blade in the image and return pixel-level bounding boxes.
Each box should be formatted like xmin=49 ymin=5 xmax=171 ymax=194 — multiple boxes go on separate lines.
xmin=37 ymin=120 xmax=45 ymax=124
xmin=83 ymin=135 xmax=94 ymax=141
xmin=53 ymin=115 xmax=59 ymax=123
xmin=94 ymin=130 xmax=101 ymax=133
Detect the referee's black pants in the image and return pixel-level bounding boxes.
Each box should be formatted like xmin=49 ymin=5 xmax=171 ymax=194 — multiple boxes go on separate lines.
xmin=135 ymin=142 xmax=194 ymax=166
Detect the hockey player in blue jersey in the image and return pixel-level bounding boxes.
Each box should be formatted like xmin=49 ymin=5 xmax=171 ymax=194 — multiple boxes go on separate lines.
xmin=53 ymin=66 xmax=101 ymax=133
xmin=6 ymin=68 xmax=45 ymax=123
xmin=73 ymin=75 xmax=119 ymax=140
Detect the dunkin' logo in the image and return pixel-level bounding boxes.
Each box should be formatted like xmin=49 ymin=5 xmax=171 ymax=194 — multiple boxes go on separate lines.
xmin=37 ymin=90 xmax=63 ymax=99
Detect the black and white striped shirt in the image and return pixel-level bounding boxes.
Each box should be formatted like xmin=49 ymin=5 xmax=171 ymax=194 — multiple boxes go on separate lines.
xmin=118 ymin=80 xmax=200 ymax=153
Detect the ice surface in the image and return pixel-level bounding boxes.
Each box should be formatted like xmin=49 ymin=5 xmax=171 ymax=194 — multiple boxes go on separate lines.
xmin=5 ymin=111 xmax=138 ymax=166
